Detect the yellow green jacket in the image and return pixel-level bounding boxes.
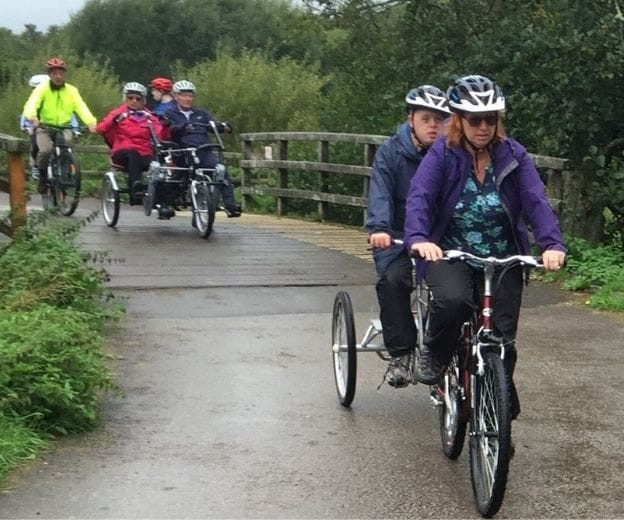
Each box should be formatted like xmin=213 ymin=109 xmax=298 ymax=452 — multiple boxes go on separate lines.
xmin=22 ymin=81 xmax=97 ymax=127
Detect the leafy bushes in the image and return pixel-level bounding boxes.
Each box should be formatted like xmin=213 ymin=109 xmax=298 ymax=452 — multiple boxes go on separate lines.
xmin=0 ymin=218 xmax=120 ymax=478
xmin=545 ymin=236 xmax=624 ymax=311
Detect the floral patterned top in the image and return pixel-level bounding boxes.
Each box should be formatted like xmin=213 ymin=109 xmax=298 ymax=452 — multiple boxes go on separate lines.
xmin=439 ymin=163 xmax=517 ymax=259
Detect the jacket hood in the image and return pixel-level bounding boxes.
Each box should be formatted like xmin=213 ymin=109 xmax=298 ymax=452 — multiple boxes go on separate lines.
xmin=397 ymin=123 xmax=421 ymax=162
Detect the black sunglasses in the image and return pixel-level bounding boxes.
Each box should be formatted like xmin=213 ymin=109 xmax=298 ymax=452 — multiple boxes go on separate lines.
xmin=126 ymin=95 xmax=144 ymax=102
xmin=463 ymin=114 xmax=498 ymax=127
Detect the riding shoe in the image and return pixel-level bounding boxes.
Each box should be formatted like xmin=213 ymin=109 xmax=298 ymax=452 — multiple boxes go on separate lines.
xmin=416 ymin=345 xmax=446 ymax=385
xmin=158 ymin=206 xmax=175 ymax=219
xmin=385 ymin=354 xmax=411 ymax=388
xmin=225 ymin=204 xmax=242 ymax=218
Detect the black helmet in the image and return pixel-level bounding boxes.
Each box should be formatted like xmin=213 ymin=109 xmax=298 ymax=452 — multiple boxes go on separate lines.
xmin=405 ymin=85 xmax=450 ymax=115
xmin=447 ymin=75 xmax=505 ymax=113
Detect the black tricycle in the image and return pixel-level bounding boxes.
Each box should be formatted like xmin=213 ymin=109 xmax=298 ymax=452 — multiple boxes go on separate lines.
xmin=101 ymin=119 xmax=229 ymax=238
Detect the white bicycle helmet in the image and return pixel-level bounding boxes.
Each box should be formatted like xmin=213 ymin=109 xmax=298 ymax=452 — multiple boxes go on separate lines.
xmin=28 ymin=74 xmax=49 ymax=87
xmin=405 ymin=85 xmax=450 ymax=115
xmin=447 ymin=75 xmax=505 ymax=113
xmin=122 ymin=81 xmax=147 ymax=97
xmin=172 ymin=80 xmax=196 ymax=94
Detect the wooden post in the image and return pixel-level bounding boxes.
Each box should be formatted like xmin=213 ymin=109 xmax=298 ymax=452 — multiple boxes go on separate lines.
xmin=318 ymin=140 xmax=329 ymax=220
xmin=241 ymin=139 xmax=252 ymax=211
xmin=362 ymin=143 xmax=377 ymax=226
xmin=9 ymin=151 xmax=27 ymax=236
xmin=277 ymin=139 xmax=288 ymax=216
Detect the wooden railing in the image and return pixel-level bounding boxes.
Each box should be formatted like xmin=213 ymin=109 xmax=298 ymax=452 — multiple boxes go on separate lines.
xmin=1 ymin=130 xmax=569 ymax=237
xmin=240 ymin=132 xmax=569 ymax=224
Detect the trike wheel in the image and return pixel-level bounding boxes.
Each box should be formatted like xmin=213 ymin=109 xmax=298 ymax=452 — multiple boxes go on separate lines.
xmin=194 ymin=182 xmax=216 ymax=238
xmin=438 ymin=352 xmax=468 ymax=459
xmin=56 ymin=153 xmax=81 ymax=216
xmin=101 ymin=175 xmax=120 ymax=227
xmin=331 ymin=291 xmax=356 ymax=407
xmin=469 ymin=351 xmax=512 ymax=518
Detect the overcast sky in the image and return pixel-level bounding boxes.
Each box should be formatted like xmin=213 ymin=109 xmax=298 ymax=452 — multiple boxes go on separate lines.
xmin=0 ymin=0 xmax=89 ymax=33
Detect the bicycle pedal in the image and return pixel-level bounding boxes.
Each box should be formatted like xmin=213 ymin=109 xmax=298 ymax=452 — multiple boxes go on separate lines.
xmin=430 ymin=395 xmax=443 ymax=407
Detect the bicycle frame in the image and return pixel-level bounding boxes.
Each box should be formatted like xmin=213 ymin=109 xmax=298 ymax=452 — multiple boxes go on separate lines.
xmin=434 ymin=249 xmax=543 ymax=516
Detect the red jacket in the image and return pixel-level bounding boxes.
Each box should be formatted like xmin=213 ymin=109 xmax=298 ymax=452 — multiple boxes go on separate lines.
xmin=96 ymin=104 xmax=163 ymax=157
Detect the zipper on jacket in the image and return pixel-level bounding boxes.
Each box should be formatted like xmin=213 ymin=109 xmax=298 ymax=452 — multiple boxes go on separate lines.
xmin=495 ymin=158 xmax=524 ymax=254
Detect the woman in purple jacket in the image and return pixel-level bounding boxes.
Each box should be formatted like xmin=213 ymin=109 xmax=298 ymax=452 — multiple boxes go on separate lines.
xmin=404 ymin=75 xmax=566 ymax=420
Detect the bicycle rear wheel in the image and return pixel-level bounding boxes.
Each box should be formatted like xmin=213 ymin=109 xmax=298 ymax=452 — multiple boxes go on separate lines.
xmin=438 ymin=352 xmax=468 ymax=459
xmin=469 ymin=351 xmax=512 ymax=518
xmin=56 ymin=153 xmax=81 ymax=216
xmin=331 ymin=291 xmax=356 ymax=407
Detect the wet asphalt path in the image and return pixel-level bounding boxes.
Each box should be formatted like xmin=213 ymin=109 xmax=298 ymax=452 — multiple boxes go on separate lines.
xmin=1 ymin=199 xmax=624 ymax=518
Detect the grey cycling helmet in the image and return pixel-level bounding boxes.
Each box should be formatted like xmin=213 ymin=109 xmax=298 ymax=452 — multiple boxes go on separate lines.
xmin=405 ymin=85 xmax=450 ymax=115
xmin=28 ymin=74 xmax=49 ymax=88
xmin=172 ymin=80 xmax=196 ymax=94
xmin=123 ymin=81 xmax=147 ymax=97
xmin=447 ymin=75 xmax=505 ymax=113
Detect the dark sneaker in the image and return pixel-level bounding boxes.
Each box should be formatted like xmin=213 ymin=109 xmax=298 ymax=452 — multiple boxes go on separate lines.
xmin=385 ymin=354 xmax=411 ymax=388
xmin=225 ymin=204 xmax=242 ymax=218
xmin=158 ymin=206 xmax=175 ymax=219
xmin=416 ymin=345 xmax=446 ymax=385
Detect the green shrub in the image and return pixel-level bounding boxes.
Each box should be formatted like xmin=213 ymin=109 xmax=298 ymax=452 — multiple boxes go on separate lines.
xmin=543 ymin=235 xmax=624 ymax=312
xmin=0 ymin=306 xmax=114 ymax=434
xmin=0 ymin=217 xmax=121 ymax=479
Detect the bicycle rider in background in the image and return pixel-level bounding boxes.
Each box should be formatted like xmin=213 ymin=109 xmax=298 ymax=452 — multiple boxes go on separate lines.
xmin=404 ymin=75 xmax=566 ymax=421
xmin=21 ymin=57 xmax=97 ymax=195
xmin=96 ymin=82 xmax=164 ymax=207
xmin=162 ymin=80 xmax=242 ymax=218
xmin=20 ymin=74 xmax=82 ymax=179
xmin=367 ymin=85 xmax=450 ymax=388
xmin=149 ymin=77 xmax=176 ymax=116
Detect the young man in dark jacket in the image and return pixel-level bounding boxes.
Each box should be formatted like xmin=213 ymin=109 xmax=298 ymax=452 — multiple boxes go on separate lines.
xmin=366 ymin=85 xmax=450 ymax=387
xmin=163 ymin=80 xmax=241 ymax=218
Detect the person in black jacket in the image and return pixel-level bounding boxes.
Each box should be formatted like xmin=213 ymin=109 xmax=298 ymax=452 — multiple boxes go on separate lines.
xmin=163 ymin=80 xmax=241 ymax=219
xmin=366 ymin=85 xmax=450 ymax=387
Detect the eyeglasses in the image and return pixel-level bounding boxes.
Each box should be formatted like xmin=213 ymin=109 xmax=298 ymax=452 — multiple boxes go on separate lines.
xmin=126 ymin=95 xmax=144 ymax=102
xmin=462 ymin=114 xmax=498 ymax=127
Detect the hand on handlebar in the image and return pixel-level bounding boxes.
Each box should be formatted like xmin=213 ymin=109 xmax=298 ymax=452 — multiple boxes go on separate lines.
xmin=542 ymin=249 xmax=566 ymax=271
xmin=410 ymin=242 xmax=443 ymax=261
xmin=217 ymin=121 xmax=233 ymax=133
xmin=368 ymin=232 xmax=392 ymax=249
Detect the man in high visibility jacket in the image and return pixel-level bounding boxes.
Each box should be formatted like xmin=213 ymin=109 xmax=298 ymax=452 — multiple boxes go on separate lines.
xmin=21 ymin=57 xmax=97 ymax=193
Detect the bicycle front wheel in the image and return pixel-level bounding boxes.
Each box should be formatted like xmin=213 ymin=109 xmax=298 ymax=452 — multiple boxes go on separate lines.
xmin=56 ymin=153 xmax=81 ymax=216
xmin=193 ymin=182 xmax=217 ymax=238
xmin=469 ymin=351 xmax=512 ymax=518
xmin=101 ymin=175 xmax=120 ymax=227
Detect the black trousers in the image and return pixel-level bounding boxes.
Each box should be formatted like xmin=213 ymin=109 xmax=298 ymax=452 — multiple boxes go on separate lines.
xmin=112 ymin=150 xmax=152 ymax=200
xmin=425 ymin=260 xmax=524 ymax=416
xmin=425 ymin=260 xmax=523 ymax=354
xmin=376 ymin=251 xmax=417 ymax=357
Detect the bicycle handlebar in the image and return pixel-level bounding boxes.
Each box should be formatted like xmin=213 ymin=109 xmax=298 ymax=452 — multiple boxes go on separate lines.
xmin=38 ymin=123 xmax=85 ymax=132
xmin=443 ymin=250 xmax=543 ymax=268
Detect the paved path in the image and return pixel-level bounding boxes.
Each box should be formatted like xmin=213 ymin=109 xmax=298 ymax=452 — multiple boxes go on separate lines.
xmin=1 ymin=199 xmax=624 ymax=518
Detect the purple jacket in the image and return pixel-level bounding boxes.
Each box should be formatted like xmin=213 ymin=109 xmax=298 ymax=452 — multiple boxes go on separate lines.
xmin=404 ymin=136 xmax=566 ymax=255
